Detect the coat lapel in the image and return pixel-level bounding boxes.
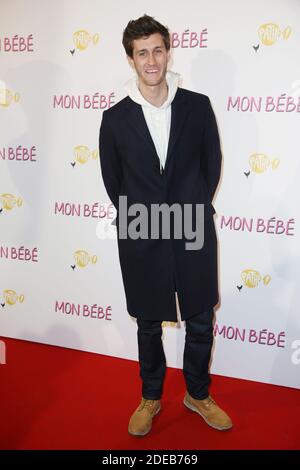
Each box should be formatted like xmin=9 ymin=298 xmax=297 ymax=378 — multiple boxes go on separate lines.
xmin=126 ymin=101 xmax=157 ymax=155
xmin=125 ymin=88 xmax=189 ymax=173
xmin=165 ymin=88 xmax=188 ymax=173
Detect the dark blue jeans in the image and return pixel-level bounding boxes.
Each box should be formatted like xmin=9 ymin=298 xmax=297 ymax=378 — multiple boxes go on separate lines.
xmin=137 ymin=308 xmax=214 ymax=401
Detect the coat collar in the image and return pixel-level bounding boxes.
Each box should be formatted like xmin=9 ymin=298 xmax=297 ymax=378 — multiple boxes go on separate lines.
xmin=124 ymin=88 xmax=189 ymax=174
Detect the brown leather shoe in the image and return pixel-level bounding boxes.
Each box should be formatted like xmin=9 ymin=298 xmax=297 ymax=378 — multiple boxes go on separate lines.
xmin=184 ymin=392 xmax=232 ymax=431
xmin=128 ymin=398 xmax=161 ymax=436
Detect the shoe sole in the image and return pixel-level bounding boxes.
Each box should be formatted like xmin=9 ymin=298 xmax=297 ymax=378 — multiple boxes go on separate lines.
xmin=128 ymin=405 xmax=161 ymax=437
xmin=183 ymin=398 xmax=232 ymax=431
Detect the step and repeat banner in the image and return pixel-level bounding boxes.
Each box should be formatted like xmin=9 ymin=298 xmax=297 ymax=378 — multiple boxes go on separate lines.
xmin=1 ymin=0 xmax=300 ymax=388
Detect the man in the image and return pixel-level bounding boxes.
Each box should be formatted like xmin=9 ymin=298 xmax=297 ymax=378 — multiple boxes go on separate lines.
xmin=99 ymin=14 xmax=232 ymax=436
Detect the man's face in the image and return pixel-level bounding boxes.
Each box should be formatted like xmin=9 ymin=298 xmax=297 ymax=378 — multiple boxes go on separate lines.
xmin=127 ymin=32 xmax=170 ymax=88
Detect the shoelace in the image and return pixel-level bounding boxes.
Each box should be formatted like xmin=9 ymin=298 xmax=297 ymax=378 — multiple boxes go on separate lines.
xmin=140 ymin=399 xmax=157 ymax=412
xmin=203 ymin=396 xmax=216 ymax=409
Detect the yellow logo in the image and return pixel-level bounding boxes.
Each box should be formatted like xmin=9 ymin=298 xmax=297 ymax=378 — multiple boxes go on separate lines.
xmin=72 ymin=146 xmax=98 ymax=166
xmin=73 ymin=30 xmax=99 ymax=51
xmin=249 ymin=153 xmax=280 ymax=173
xmin=241 ymin=269 xmax=271 ymax=288
xmin=162 ymin=321 xmax=178 ymax=328
xmin=0 ymin=89 xmax=20 ymax=107
xmin=73 ymin=250 xmax=97 ymax=268
xmin=258 ymin=23 xmax=292 ymax=46
xmin=3 ymin=289 xmax=25 ymax=306
xmin=0 ymin=193 xmax=23 ymax=211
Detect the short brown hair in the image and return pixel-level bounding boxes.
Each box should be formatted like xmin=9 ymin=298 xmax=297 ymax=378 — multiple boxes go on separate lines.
xmin=122 ymin=14 xmax=170 ymax=58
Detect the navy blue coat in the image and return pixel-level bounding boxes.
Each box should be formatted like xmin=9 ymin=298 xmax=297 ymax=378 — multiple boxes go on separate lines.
xmin=99 ymin=87 xmax=222 ymax=321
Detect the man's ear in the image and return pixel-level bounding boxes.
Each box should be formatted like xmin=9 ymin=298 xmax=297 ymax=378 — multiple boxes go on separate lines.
xmin=127 ymin=55 xmax=135 ymax=70
xmin=167 ymin=49 xmax=171 ymax=64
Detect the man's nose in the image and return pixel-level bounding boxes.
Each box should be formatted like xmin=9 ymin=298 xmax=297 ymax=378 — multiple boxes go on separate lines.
xmin=147 ymin=53 xmax=156 ymax=65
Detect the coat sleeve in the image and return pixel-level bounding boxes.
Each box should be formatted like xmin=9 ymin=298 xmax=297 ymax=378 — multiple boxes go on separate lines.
xmin=200 ymin=97 xmax=222 ymax=202
xmin=99 ymin=110 xmax=123 ymax=210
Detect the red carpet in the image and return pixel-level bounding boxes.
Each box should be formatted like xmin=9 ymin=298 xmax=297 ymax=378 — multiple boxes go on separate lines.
xmin=0 ymin=336 xmax=299 ymax=450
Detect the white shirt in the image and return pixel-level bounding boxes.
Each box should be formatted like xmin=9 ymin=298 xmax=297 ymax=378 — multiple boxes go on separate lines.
xmin=124 ymin=70 xmax=181 ymax=173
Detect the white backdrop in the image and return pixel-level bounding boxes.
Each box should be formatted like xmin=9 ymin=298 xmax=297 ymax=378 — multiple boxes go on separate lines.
xmin=1 ymin=0 xmax=300 ymax=389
